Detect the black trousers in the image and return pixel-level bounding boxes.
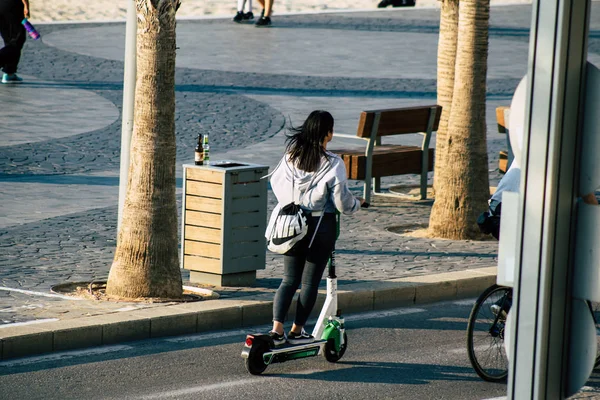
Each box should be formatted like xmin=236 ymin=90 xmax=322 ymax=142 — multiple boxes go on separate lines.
xmin=0 ymin=0 xmax=26 ymax=74
xmin=272 ymin=213 xmax=336 ymax=327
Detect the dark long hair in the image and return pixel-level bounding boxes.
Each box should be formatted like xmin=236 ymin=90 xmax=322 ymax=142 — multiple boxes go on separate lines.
xmin=285 ymin=110 xmax=334 ymax=172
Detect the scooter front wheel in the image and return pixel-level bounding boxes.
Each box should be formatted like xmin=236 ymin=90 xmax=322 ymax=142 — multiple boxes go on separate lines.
xmin=324 ymin=332 xmax=348 ymax=362
xmin=245 ymin=342 xmax=269 ymax=375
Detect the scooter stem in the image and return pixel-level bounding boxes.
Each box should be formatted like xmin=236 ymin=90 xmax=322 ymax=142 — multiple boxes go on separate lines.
xmin=312 ymin=275 xmax=338 ymax=338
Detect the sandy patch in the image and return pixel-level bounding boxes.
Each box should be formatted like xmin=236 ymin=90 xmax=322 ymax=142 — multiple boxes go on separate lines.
xmin=31 ymin=0 xmax=533 ymax=23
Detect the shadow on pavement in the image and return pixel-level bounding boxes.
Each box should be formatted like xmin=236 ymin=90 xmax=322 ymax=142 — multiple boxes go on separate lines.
xmin=282 ymin=361 xmax=482 ymax=384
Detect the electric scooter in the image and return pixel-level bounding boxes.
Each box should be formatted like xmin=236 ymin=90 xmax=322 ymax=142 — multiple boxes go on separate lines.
xmin=241 ymin=204 xmax=368 ymax=375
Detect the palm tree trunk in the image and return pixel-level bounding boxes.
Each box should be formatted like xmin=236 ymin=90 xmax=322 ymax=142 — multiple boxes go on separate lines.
xmin=106 ymin=0 xmax=182 ymax=299
xmin=428 ymin=0 xmax=490 ymax=239
xmin=432 ymin=0 xmax=459 ymax=196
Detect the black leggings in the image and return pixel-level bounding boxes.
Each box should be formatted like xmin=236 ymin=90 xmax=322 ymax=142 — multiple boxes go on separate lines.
xmin=0 ymin=0 xmax=26 ymax=74
xmin=273 ymin=213 xmax=336 ymax=327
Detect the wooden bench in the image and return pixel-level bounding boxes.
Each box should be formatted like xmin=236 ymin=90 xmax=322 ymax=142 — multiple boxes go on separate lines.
xmin=496 ymin=106 xmax=512 ymax=173
xmin=332 ymin=105 xmax=442 ymax=203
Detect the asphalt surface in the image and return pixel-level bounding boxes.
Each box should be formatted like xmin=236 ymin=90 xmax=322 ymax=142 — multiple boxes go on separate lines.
xmin=1 ymin=299 xmax=598 ymax=399
xmin=1 ymin=5 xmax=600 ymax=396
xmin=0 ymin=300 xmax=509 ymax=400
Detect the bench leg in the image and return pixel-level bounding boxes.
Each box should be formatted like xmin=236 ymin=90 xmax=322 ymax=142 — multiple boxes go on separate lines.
xmin=420 ymin=173 xmax=427 ymax=200
xmin=363 ymin=179 xmax=372 ymax=204
xmin=373 ymin=177 xmax=381 ymax=193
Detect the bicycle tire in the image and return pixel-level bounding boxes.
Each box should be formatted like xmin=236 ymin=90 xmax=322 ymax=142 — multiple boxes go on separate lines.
xmin=589 ymin=301 xmax=600 ymax=369
xmin=467 ymin=284 xmax=510 ymax=383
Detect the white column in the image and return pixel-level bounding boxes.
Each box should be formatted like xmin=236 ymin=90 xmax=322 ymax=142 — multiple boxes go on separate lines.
xmin=118 ymin=0 xmax=137 ymax=230
xmin=508 ymin=1 xmax=591 ymax=399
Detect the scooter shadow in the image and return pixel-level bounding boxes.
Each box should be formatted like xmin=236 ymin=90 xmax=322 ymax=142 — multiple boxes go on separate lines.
xmin=275 ymin=361 xmax=482 ymax=385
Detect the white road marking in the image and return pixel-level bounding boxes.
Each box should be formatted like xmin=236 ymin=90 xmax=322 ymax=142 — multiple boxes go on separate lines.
xmin=449 ymin=344 xmax=505 ymax=355
xmin=0 ymin=303 xmax=45 ymax=313
xmin=344 ymin=308 xmax=426 ymax=321
xmin=166 ymin=308 xmax=427 ymax=344
xmin=292 ymin=368 xmax=330 ymax=375
xmin=0 ymin=345 xmax=134 ymax=367
xmin=0 ymin=286 xmax=84 ymax=301
xmin=164 ymin=325 xmax=271 ymax=343
xmin=133 ymin=378 xmax=258 ymax=399
xmin=0 ymin=318 xmax=58 ymax=328
xmin=452 ymin=299 xmax=478 ymax=306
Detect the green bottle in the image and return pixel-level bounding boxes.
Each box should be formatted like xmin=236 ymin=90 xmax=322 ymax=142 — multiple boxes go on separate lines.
xmin=202 ymin=134 xmax=210 ymax=165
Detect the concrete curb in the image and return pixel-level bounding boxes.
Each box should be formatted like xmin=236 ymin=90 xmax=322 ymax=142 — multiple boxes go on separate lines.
xmin=0 ymin=267 xmax=496 ymax=360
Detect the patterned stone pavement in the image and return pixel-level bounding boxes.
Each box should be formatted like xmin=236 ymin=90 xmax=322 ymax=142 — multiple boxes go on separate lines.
xmin=2 ymin=3 xmax=600 ymax=320
xmin=1 ymin=5 xmax=600 ymax=396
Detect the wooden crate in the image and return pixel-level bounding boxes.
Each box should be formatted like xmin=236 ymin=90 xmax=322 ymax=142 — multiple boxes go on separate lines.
xmin=181 ymin=162 xmax=268 ymax=286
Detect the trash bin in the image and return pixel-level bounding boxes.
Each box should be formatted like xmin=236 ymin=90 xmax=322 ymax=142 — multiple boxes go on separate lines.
xmin=181 ymin=161 xmax=269 ymax=286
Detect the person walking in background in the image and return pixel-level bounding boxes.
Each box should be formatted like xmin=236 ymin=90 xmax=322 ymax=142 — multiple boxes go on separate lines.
xmin=377 ymin=0 xmax=415 ymax=8
xmin=0 ymin=0 xmax=29 ymax=83
xmin=233 ymin=0 xmax=254 ymax=23
xmin=266 ymin=110 xmax=365 ymax=345
xmin=255 ymin=0 xmax=273 ymax=27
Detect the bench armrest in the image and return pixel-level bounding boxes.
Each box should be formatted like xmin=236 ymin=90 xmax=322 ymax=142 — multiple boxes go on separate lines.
xmin=333 ymin=133 xmax=368 ymax=141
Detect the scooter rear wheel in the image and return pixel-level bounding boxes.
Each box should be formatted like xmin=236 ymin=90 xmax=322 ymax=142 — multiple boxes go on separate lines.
xmin=245 ymin=342 xmax=269 ymax=375
xmin=324 ymin=332 xmax=348 ymax=362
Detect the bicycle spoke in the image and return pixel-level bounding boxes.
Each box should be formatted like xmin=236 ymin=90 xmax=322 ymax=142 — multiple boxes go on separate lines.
xmin=467 ymin=285 xmax=510 ymax=382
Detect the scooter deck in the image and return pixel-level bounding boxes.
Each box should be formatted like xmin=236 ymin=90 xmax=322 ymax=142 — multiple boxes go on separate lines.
xmin=268 ymin=338 xmax=327 ymax=352
xmin=263 ymin=339 xmax=327 ymax=364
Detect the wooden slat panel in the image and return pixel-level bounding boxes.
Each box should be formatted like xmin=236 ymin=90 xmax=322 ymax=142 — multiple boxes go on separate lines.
xmin=231 ymin=196 xmax=263 ymax=213
xmin=230 ymin=168 xmax=269 ymax=184
xmin=185 ymin=240 xmax=222 ymax=259
xmin=184 ymin=254 xmax=266 ymax=274
xmin=185 ymin=210 xmax=221 ymax=229
xmin=231 ymin=211 xmax=265 ymax=228
xmin=183 ymin=255 xmax=221 ymax=274
xmin=185 ymin=225 xmax=222 ymax=244
xmin=230 ymin=226 xmax=265 ymax=242
xmin=496 ymin=106 xmax=510 ymax=134
xmin=335 ymin=146 xmax=434 ymax=180
xmin=357 ymin=105 xmax=442 ymax=138
xmin=499 ymin=150 xmax=508 ymax=173
xmin=186 ymin=180 xmax=222 ymax=199
xmin=226 ymin=241 xmax=265 ymax=259
xmin=231 ymin=181 xmax=263 ymax=197
xmin=221 ymin=255 xmax=266 ymax=273
xmin=185 ymin=195 xmax=222 ymax=213
xmin=186 ymin=168 xmax=223 ymax=184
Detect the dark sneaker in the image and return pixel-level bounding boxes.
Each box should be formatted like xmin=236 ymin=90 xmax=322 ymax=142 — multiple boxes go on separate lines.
xmin=255 ymin=16 xmax=271 ymax=27
xmin=2 ymin=73 xmax=23 ymax=84
xmin=268 ymin=331 xmax=286 ymax=346
xmin=233 ymin=11 xmax=244 ymax=23
xmin=287 ymin=329 xmax=315 ymax=344
xmin=243 ymin=11 xmax=254 ymax=20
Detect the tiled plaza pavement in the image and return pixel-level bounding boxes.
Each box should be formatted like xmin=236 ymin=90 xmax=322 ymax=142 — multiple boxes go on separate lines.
xmin=1 ymin=5 xmax=600 ymax=395
xmin=1 ymin=2 xmax=600 ymax=320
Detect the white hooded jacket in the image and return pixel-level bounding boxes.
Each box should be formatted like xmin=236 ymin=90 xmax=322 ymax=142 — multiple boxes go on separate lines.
xmin=269 ymin=151 xmax=360 ymax=215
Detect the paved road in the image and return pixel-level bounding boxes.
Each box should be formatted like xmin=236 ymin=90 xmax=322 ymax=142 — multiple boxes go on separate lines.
xmin=0 ymin=300 xmax=509 ymax=400
xmin=1 ymin=5 xmax=599 ymax=329
xmin=1 ymin=299 xmax=598 ymax=399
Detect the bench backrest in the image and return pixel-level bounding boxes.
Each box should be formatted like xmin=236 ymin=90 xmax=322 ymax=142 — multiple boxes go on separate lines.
xmin=496 ymin=106 xmax=510 ymax=134
xmin=356 ymin=105 xmax=442 ymax=138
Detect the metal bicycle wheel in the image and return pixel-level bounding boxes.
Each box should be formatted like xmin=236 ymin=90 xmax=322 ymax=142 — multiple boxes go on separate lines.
xmin=467 ymin=284 xmax=511 ymax=383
